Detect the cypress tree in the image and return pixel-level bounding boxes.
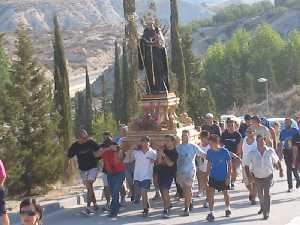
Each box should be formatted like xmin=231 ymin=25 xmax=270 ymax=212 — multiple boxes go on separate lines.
xmin=100 ymin=73 xmax=107 ymax=118
xmin=74 ymin=91 xmax=85 ymax=134
xmin=0 ymin=34 xmax=10 ymax=88
xmin=2 ymin=27 xmax=64 ymax=195
xmin=85 ymin=66 xmax=93 ymax=134
xmin=170 ymin=0 xmax=187 ymax=111
xmin=122 ymin=40 xmax=129 ymax=123
xmin=112 ymin=41 xmax=123 ymax=123
xmin=124 ymin=0 xmax=139 ymax=120
xmin=53 ymin=15 xmax=74 ymax=181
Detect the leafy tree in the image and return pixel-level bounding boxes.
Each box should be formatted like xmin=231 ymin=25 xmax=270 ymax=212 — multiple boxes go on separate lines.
xmin=1 ymin=27 xmax=63 ymax=195
xmin=53 ymin=15 xmax=74 ymax=181
xmin=248 ymin=24 xmax=285 ymax=100
xmin=93 ymin=113 xmax=118 ymax=143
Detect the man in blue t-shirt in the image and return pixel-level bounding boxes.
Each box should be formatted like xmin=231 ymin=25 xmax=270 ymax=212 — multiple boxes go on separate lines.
xmin=279 ymin=117 xmax=300 ymax=192
xmin=206 ymin=134 xmax=232 ymax=222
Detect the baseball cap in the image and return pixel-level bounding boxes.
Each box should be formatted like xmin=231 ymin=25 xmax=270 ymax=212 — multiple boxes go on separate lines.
xmin=206 ymin=113 xmax=214 ymax=119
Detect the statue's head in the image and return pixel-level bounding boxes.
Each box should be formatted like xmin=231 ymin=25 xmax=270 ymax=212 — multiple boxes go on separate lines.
xmin=143 ymin=0 xmax=157 ymax=29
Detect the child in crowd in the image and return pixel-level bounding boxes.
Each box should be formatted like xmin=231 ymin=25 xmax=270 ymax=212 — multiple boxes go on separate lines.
xmin=206 ymin=134 xmax=232 ymax=222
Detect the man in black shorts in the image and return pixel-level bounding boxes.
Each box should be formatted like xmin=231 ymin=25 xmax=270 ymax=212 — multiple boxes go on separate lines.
xmin=157 ymin=135 xmax=178 ymax=218
xmin=68 ymin=129 xmax=99 ymax=215
xmin=221 ymin=119 xmax=242 ymax=189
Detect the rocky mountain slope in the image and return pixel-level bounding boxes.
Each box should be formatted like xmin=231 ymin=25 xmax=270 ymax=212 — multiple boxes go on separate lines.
xmin=192 ymin=6 xmax=300 ymax=56
xmin=0 ymin=0 xmax=272 ymax=96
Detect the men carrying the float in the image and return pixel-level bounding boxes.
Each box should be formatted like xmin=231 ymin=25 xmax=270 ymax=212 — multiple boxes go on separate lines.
xmin=68 ymin=129 xmax=99 ymax=215
xmin=206 ymin=135 xmax=232 ymax=222
xmin=278 ymin=117 xmax=300 ymax=192
xmin=129 ymin=136 xmax=157 ymax=217
xmin=157 ymin=135 xmax=178 ymax=218
xmin=244 ymin=135 xmax=283 ymax=220
xmin=221 ymin=119 xmax=242 ymax=190
xmin=176 ymin=130 xmax=206 ymax=216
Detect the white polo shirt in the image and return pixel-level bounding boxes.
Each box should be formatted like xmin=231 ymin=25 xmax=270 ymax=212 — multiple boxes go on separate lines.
xmin=244 ymin=147 xmax=279 ymax=179
xmin=133 ymin=148 xmax=157 ymax=181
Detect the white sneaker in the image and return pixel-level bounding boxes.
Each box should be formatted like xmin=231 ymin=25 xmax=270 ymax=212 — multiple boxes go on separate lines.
xmin=197 ymin=192 xmax=202 ymax=197
xmin=203 ymin=201 xmax=209 ymax=208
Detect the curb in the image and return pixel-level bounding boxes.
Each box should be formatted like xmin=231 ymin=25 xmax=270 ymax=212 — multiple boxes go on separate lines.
xmin=10 ymin=189 xmax=103 ymax=225
xmin=42 ymin=189 xmax=103 ymax=214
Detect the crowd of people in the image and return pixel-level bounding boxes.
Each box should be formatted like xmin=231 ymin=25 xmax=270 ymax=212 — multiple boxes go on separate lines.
xmin=1 ymin=113 xmax=300 ymax=224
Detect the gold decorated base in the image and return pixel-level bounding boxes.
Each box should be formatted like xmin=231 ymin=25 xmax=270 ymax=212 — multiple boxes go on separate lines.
xmin=122 ymin=92 xmax=199 ymax=150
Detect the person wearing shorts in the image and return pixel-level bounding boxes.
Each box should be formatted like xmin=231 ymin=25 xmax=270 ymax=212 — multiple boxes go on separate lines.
xmin=221 ymin=119 xmax=242 ymax=190
xmin=242 ymin=127 xmax=258 ymax=205
xmin=68 ymin=129 xmax=99 ymax=215
xmin=157 ymin=135 xmax=178 ymax=218
xmin=0 ymin=160 xmax=9 ymax=225
xmin=206 ymin=135 xmax=232 ymax=222
xmin=176 ymin=130 xmax=206 ymax=216
xmin=129 ymin=136 xmax=157 ymax=217
xmin=196 ymin=131 xmax=210 ymax=208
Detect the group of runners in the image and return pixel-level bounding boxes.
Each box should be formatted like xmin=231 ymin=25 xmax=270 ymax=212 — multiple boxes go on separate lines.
xmin=1 ymin=113 xmax=300 ymax=224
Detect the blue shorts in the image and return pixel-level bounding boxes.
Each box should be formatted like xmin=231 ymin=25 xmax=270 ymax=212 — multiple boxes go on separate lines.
xmin=134 ymin=180 xmax=151 ymax=192
xmin=158 ymin=176 xmax=174 ymax=190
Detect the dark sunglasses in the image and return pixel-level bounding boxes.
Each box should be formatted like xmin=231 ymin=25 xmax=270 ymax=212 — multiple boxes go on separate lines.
xmin=20 ymin=210 xmax=37 ymax=216
xmin=246 ymin=130 xmax=254 ymax=133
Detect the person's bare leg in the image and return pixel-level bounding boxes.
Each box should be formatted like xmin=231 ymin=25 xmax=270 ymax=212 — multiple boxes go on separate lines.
xmin=160 ymin=189 xmax=170 ymax=210
xmin=183 ymin=185 xmax=192 ymax=209
xmin=223 ymin=190 xmax=230 ymax=208
xmin=207 ymin=187 xmax=215 ymax=212
xmin=141 ymin=191 xmax=149 ymax=209
xmin=2 ymin=213 xmax=10 ymax=225
xmin=153 ymin=173 xmax=160 ymax=198
xmin=86 ymin=181 xmax=96 ymax=207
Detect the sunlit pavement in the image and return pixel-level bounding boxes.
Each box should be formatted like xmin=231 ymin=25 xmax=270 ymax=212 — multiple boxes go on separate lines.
xmin=11 ymin=173 xmax=300 ymax=225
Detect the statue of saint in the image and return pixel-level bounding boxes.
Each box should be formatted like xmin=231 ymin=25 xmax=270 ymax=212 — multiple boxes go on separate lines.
xmin=138 ymin=19 xmax=170 ymax=94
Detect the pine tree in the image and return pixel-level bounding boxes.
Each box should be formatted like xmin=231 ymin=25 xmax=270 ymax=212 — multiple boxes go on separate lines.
xmin=122 ymin=41 xmax=129 ymax=123
xmin=112 ymin=41 xmax=123 ymax=123
xmin=85 ymin=66 xmax=93 ymax=134
xmin=170 ymin=0 xmax=187 ymax=111
xmin=53 ymin=15 xmax=74 ymax=182
xmin=124 ymin=0 xmax=139 ymax=121
xmin=1 ymin=27 xmax=64 ymax=195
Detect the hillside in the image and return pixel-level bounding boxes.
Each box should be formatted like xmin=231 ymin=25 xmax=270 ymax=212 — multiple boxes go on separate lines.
xmin=192 ymin=6 xmax=300 ymax=56
xmin=234 ymin=85 xmax=300 ymax=117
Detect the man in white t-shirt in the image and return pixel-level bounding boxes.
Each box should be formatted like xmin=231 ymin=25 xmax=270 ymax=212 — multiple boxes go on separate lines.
xmin=244 ymin=135 xmax=283 ymax=220
xmin=196 ymin=131 xmax=210 ymax=208
xmin=129 ymin=136 xmax=157 ymax=217
xmin=241 ymin=127 xmax=258 ymax=205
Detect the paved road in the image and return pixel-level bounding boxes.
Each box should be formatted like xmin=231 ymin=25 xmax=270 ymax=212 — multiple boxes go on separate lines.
xmin=11 ymin=174 xmax=300 ymax=225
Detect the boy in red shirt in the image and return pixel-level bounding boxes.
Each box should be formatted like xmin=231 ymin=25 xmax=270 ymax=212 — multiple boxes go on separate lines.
xmin=95 ymin=141 xmax=125 ymax=218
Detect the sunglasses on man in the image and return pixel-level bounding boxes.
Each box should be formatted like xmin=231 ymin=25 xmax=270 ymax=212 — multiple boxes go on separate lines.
xmin=20 ymin=209 xmax=37 ymax=216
